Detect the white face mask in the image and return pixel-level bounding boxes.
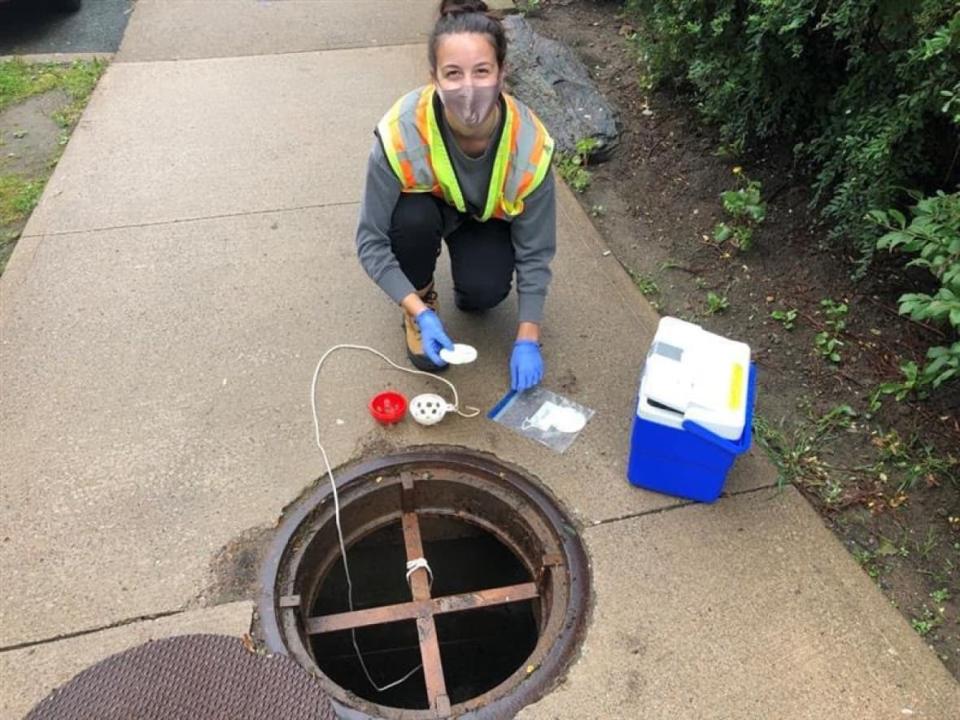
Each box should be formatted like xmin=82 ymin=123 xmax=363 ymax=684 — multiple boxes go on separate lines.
xmin=436 ymin=81 xmax=501 ymax=127
xmin=521 ymin=401 xmax=587 ymax=434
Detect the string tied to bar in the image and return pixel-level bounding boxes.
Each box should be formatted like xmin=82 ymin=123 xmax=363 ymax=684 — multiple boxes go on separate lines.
xmin=405 ymin=557 xmax=434 ymax=590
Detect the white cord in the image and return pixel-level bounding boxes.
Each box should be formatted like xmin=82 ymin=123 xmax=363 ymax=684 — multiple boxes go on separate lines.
xmin=406 ymin=557 xmax=434 ymax=590
xmin=309 ymin=344 xmax=477 ymax=692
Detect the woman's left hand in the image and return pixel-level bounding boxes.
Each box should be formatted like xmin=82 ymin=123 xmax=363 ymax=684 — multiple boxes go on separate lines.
xmin=510 ymin=340 xmax=543 ymax=392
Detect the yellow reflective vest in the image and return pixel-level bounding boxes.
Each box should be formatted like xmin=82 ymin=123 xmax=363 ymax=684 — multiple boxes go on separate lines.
xmin=377 ymin=85 xmax=554 ymax=221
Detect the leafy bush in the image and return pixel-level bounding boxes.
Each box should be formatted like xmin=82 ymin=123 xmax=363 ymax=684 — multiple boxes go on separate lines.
xmin=624 ymin=0 xmax=959 ymax=395
xmin=871 ymin=191 xmax=960 ymax=392
xmin=624 ymin=1 xmax=959 ymax=268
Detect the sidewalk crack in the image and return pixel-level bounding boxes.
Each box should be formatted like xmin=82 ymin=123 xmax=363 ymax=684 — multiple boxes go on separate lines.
xmin=585 ymin=482 xmax=784 ymax=529
xmin=22 ymin=200 xmax=359 ymax=239
xmin=0 ymin=609 xmax=185 ymax=653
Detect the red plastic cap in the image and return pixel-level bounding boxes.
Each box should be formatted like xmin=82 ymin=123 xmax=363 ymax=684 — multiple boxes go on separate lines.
xmin=369 ymin=390 xmax=408 ymax=425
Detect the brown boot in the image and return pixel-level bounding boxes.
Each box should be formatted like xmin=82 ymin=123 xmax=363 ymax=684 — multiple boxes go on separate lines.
xmin=404 ymin=284 xmax=447 ymax=372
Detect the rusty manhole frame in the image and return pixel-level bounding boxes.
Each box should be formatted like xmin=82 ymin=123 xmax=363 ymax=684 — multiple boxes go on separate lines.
xmin=258 ymin=449 xmax=590 ymax=720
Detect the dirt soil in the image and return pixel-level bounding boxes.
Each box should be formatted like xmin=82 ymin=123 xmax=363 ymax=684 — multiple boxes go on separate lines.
xmin=522 ymin=0 xmax=959 ymax=677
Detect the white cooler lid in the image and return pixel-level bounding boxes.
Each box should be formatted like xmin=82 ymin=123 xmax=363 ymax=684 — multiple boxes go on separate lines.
xmin=638 ymin=317 xmax=751 ymax=440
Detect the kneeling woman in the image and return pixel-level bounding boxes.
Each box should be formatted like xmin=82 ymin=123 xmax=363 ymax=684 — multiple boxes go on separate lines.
xmin=356 ymin=0 xmax=556 ymax=392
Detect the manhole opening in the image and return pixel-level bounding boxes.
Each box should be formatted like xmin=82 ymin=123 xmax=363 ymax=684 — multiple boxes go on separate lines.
xmin=310 ymin=517 xmax=540 ymax=709
xmin=260 ymin=452 xmax=590 ymax=720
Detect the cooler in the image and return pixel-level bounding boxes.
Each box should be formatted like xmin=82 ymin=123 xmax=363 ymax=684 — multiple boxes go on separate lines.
xmin=627 ymin=317 xmax=756 ymax=502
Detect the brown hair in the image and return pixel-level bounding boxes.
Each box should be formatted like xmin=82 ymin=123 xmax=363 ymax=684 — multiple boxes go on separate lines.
xmin=429 ymin=0 xmax=507 ymax=73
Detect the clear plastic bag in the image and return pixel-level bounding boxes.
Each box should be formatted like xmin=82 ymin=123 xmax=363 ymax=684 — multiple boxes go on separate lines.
xmin=488 ymin=386 xmax=595 ymax=453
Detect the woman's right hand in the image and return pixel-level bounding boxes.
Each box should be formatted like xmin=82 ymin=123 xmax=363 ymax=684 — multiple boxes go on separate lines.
xmin=416 ymin=309 xmax=454 ymax=366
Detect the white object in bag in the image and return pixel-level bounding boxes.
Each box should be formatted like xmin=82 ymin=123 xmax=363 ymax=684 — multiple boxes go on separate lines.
xmin=521 ymin=401 xmax=587 ymax=434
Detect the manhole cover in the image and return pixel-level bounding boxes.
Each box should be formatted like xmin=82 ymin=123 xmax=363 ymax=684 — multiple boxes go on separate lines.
xmin=258 ymin=449 xmax=590 ymax=719
xmin=26 ymin=634 xmax=336 ymax=720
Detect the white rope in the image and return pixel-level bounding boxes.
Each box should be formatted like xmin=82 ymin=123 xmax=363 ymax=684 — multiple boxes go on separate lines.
xmin=309 ymin=344 xmax=477 ymax=692
xmin=405 ymin=557 xmax=434 ymax=590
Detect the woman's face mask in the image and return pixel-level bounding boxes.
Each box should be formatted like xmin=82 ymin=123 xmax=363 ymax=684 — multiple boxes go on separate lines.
xmin=436 ymin=82 xmax=501 ymax=127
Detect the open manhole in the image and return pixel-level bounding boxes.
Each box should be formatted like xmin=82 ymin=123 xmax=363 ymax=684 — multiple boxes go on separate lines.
xmin=259 ymin=450 xmax=590 ymax=719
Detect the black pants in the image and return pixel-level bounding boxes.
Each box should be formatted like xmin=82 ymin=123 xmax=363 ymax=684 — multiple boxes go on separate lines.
xmin=389 ymin=193 xmax=514 ymax=311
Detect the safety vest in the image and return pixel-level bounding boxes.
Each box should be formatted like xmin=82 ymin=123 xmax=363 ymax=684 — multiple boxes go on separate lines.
xmin=377 ymin=85 xmax=554 ymax=221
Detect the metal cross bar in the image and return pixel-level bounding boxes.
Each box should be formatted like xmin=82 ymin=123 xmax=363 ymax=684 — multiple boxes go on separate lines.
xmin=303 ymin=476 xmax=541 ymax=717
xmin=401 ymin=477 xmax=448 ymax=714
xmin=304 ymin=582 xmax=540 ymax=635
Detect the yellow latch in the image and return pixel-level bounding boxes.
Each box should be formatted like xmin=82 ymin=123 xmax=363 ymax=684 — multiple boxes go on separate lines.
xmin=728 ymin=363 xmax=744 ymax=410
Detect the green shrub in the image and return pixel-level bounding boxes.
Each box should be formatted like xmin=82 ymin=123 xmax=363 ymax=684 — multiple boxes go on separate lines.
xmin=624 ymin=1 xmax=959 ymax=269
xmin=871 ymin=191 xmax=960 ymax=392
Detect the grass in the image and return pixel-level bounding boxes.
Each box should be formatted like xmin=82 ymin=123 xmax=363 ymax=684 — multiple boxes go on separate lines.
xmin=1 ymin=176 xmax=46 ymax=270
xmin=752 ymin=404 xmax=858 ymax=493
xmin=628 ymin=269 xmax=659 ymax=297
xmin=931 ymin=588 xmax=952 ymax=603
xmin=0 ymin=176 xmax=45 ymax=226
xmin=911 ymin=607 xmax=942 ymax=637
xmin=872 ymin=430 xmax=960 ymax=493
xmin=0 ymin=58 xmax=108 ymax=275
xmin=0 ymin=58 xmax=107 ymax=118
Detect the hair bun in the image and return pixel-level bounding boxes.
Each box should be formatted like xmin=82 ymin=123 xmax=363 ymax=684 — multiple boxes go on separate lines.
xmin=439 ymin=0 xmax=489 ymax=17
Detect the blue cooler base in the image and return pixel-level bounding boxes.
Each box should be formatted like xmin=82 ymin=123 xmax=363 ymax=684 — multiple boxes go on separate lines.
xmin=627 ymin=365 xmax=756 ymax=503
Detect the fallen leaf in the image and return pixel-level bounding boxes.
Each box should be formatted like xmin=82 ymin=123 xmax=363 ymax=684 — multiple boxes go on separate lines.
xmin=241 ymin=633 xmax=256 ymax=653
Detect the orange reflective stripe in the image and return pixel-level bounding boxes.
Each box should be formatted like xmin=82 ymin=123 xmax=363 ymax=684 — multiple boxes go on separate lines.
xmin=528 ymin=119 xmax=545 ymax=167
xmin=514 ymin=170 xmax=535 ymax=200
xmin=514 ymin=121 xmax=546 ymax=199
xmin=389 ymin=122 xmax=416 ymax=187
xmin=399 ymin=158 xmax=416 ymax=187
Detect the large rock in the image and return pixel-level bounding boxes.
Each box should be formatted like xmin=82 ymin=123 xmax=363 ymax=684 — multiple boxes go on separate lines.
xmin=504 ymin=14 xmax=619 ymax=161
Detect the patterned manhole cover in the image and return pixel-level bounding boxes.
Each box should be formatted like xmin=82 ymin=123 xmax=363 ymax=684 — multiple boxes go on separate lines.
xmin=26 ymin=634 xmax=336 ymax=719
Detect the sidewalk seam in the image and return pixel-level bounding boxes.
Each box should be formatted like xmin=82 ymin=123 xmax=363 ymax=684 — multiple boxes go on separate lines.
xmin=22 ymin=200 xmax=360 ymax=239
xmin=114 ymin=40 xmax=426 ymax=66
xmin=585 ymin=481 xmax=784 ymax=529
xmin=0 ymin=608 xmax=189 ymax=653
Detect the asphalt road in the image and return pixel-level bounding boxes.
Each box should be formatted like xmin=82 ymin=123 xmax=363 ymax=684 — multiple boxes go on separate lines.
xmin=0 ymin=0 xmax=134 ymax=56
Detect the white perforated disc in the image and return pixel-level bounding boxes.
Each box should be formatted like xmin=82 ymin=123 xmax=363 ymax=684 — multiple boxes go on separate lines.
xmin=439 ymin=344 xmax=478 ymax=365
xmin=409 ymin=393 xmax=451 ymax=426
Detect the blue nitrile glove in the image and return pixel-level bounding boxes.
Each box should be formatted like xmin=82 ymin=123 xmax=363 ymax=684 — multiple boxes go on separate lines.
xmin=510 ymin=340 xmax=544 ymax=392
xmin=416 ymin=308 xmax=454 ymax=367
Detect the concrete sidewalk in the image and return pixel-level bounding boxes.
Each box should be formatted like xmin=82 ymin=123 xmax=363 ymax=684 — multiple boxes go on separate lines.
xmin=1 ymin=0 xmax=957 ymax=717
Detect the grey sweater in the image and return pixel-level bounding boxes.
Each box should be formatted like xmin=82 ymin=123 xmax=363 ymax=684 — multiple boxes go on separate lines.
xmin=355 ymin=97 xmax=556 ymax=325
